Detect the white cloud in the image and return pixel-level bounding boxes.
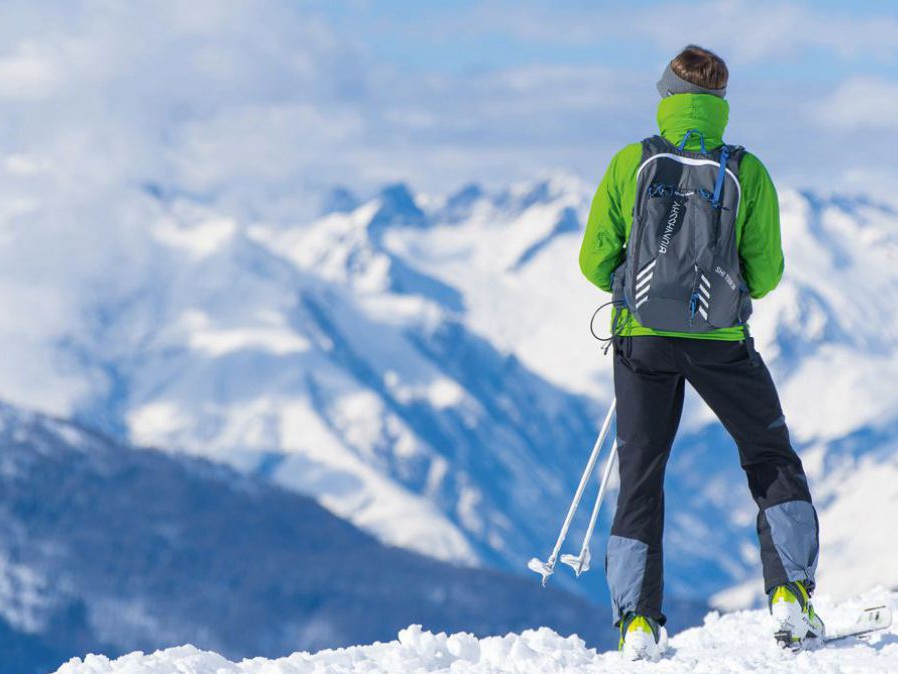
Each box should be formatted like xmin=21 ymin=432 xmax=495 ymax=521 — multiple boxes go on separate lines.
xmin=637 ymin=1 xmax=898 ymax=64
xmin=152 ymin=217 xmax=238 ymax=258
xmin=171 ymin=103 xmax=366 ymax=193
xmin=0 ymin=42 xmax=59 ymax=100
xmin=813 ymin=77 xmax=898 ymax=130
xmin=472 ymin=1 xmax=898 ymax=65
xmin=0 ymin=0 xmax=888 ymax=201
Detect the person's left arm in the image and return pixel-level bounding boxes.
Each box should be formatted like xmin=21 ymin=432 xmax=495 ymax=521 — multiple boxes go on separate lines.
xmin=579 ymin=143 xmax=642 ymax=292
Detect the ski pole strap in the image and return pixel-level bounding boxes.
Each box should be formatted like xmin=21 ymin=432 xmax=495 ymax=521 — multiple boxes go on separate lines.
xmin=590 ymin=300 xmax=627 ymax=355
xmin=678 ymin=129 xmax=707 ymax=154
xmin=711 ymin=145 xmax=731 ymax=209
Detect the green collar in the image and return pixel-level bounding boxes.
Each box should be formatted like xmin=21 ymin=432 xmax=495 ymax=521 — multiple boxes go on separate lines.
xmin=656 ymin=94 xmax=729 ymax=152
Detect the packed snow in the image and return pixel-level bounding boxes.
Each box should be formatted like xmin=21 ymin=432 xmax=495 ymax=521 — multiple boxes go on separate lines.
xmin=55 ymin=589 xmax=898 ymax=673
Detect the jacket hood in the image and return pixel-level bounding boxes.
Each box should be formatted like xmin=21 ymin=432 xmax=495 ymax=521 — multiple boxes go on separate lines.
xmin=657 ymin=94 xmax=729 ymax=152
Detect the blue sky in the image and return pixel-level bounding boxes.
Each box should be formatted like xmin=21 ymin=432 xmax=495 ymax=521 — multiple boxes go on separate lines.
xmin=315 ymin=0 xmax=898 ymax=80
xmin=1 ymin=0 xmax=898 ymax=207
xmin=296 ymin=0 xmax=898 ymax=198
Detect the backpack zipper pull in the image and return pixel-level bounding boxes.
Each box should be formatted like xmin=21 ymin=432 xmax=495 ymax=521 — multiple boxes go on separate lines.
xmin=689 ymin=292 xmax=700 ymax=324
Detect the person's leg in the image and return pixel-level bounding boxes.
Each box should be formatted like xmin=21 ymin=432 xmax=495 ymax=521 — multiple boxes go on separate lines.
xmin=607 ymin=336 xmax=685 ymax=627
xmin=679 ymin=339 xmax=818 ymax=594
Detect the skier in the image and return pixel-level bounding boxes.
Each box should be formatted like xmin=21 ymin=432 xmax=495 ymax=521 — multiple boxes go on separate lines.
xmin=579 ymin=45 xmax=823 ymax=660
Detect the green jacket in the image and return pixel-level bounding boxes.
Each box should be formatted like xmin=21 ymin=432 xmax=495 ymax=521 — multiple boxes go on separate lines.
xmin=578 ymin=93 xmax=784 ymax=340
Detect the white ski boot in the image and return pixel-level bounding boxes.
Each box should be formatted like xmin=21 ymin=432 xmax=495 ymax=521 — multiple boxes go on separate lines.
xmin=619 ymin=613 xmax=667 ymax=661
xmin=770 ymin=581 xmax=825 ymax=650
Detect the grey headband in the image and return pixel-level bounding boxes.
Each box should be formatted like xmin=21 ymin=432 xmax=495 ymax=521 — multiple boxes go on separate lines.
xmin=656 ymin=63 xmax=726 ymax=99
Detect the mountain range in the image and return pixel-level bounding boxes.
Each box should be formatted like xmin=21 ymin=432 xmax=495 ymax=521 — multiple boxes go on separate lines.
xmin=0 ymin=168 xmax=896 ymax=671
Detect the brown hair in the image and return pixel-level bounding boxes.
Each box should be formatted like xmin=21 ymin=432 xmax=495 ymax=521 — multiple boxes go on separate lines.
xmin=670 ymin=45 xmax=728 ymax=90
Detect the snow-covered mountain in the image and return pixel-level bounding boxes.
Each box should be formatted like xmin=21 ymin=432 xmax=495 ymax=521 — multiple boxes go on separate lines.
xmin=55 ymin=588 xmax=898 ymax=674
xmin=54 ymin=179 xmax=602 ymax=578
xmin=0 ymin=399 xmax=625 ymax=674
xmin=0 ymin=163 xmax=896 ymax=610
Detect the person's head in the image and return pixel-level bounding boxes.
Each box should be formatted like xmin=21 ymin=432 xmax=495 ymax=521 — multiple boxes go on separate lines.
xmin=657 ymin=45 xmax=728 ymax=99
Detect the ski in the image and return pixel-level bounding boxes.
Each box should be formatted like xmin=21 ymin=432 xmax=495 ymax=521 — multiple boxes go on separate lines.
xmin=823 ymin=605 xmax=892 ymax=644
xmin=775 ymin=606 xmax=891 ymax=651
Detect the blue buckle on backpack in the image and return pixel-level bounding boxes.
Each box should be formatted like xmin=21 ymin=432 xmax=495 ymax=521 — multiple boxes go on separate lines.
xmin=648 ymin=183 xmax=674 ymax=198
xmin=689 ymin=292 xmax=700 ymax=323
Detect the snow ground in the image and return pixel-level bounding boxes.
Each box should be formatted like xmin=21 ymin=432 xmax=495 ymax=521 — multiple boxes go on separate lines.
xmin=55 ymin=589 xmax=898 ymax=673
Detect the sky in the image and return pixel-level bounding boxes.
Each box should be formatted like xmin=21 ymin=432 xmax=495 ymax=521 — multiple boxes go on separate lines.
xmin=0 ymin=0 xmax=897 ymax=209
xmin=301 ymin=0 xmax=898 ymax=198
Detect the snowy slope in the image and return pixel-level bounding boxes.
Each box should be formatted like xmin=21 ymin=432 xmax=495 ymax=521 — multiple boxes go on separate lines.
xmin=0 ymin=399 xmax=618 ymax=674
xmin=55 ymin=588 xmax=898 ymax=673
xmin=0 ymin=176 xmax=609 ymax=582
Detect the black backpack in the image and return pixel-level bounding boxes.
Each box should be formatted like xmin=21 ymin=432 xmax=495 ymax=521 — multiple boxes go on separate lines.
xmin=611 ymin=132 xmax=752 ymax=333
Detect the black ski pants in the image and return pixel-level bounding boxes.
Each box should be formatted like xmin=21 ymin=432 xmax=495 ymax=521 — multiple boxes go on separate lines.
xmin=606 ymin=335 xmax=818 ymax=626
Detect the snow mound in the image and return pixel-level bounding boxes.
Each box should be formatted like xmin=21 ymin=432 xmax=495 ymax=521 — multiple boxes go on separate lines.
xmin=55 ymin=590 xmax=898 ymax=673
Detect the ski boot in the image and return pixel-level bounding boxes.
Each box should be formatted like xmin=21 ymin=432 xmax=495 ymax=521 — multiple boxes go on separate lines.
xmin=619 ymin=613 xmax=665 ymax=661
xmin=770 ymin=581 xmax=825 ymax=650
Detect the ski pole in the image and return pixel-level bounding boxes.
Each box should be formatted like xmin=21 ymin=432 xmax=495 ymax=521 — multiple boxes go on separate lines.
xmin=561 ymin=438 xmax=618 ymax=576
xmin=527 ymin=398 xmax=616 ymax=586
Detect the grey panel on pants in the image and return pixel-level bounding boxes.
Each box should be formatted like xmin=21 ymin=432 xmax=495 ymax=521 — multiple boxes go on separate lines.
xmin=606 ymin=534 xmax=648 ymax=624
xmin=765 ymin=500 xmax=819 ymax=585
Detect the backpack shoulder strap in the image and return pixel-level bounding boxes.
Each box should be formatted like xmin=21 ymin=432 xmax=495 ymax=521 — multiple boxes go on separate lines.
xmin=709 ymin=144 xmax=747 ymax=208
xmin=641 ymin=135 xmax=675 ymax=160
xmin=722 ymin=144 xmax=746 ymax=173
